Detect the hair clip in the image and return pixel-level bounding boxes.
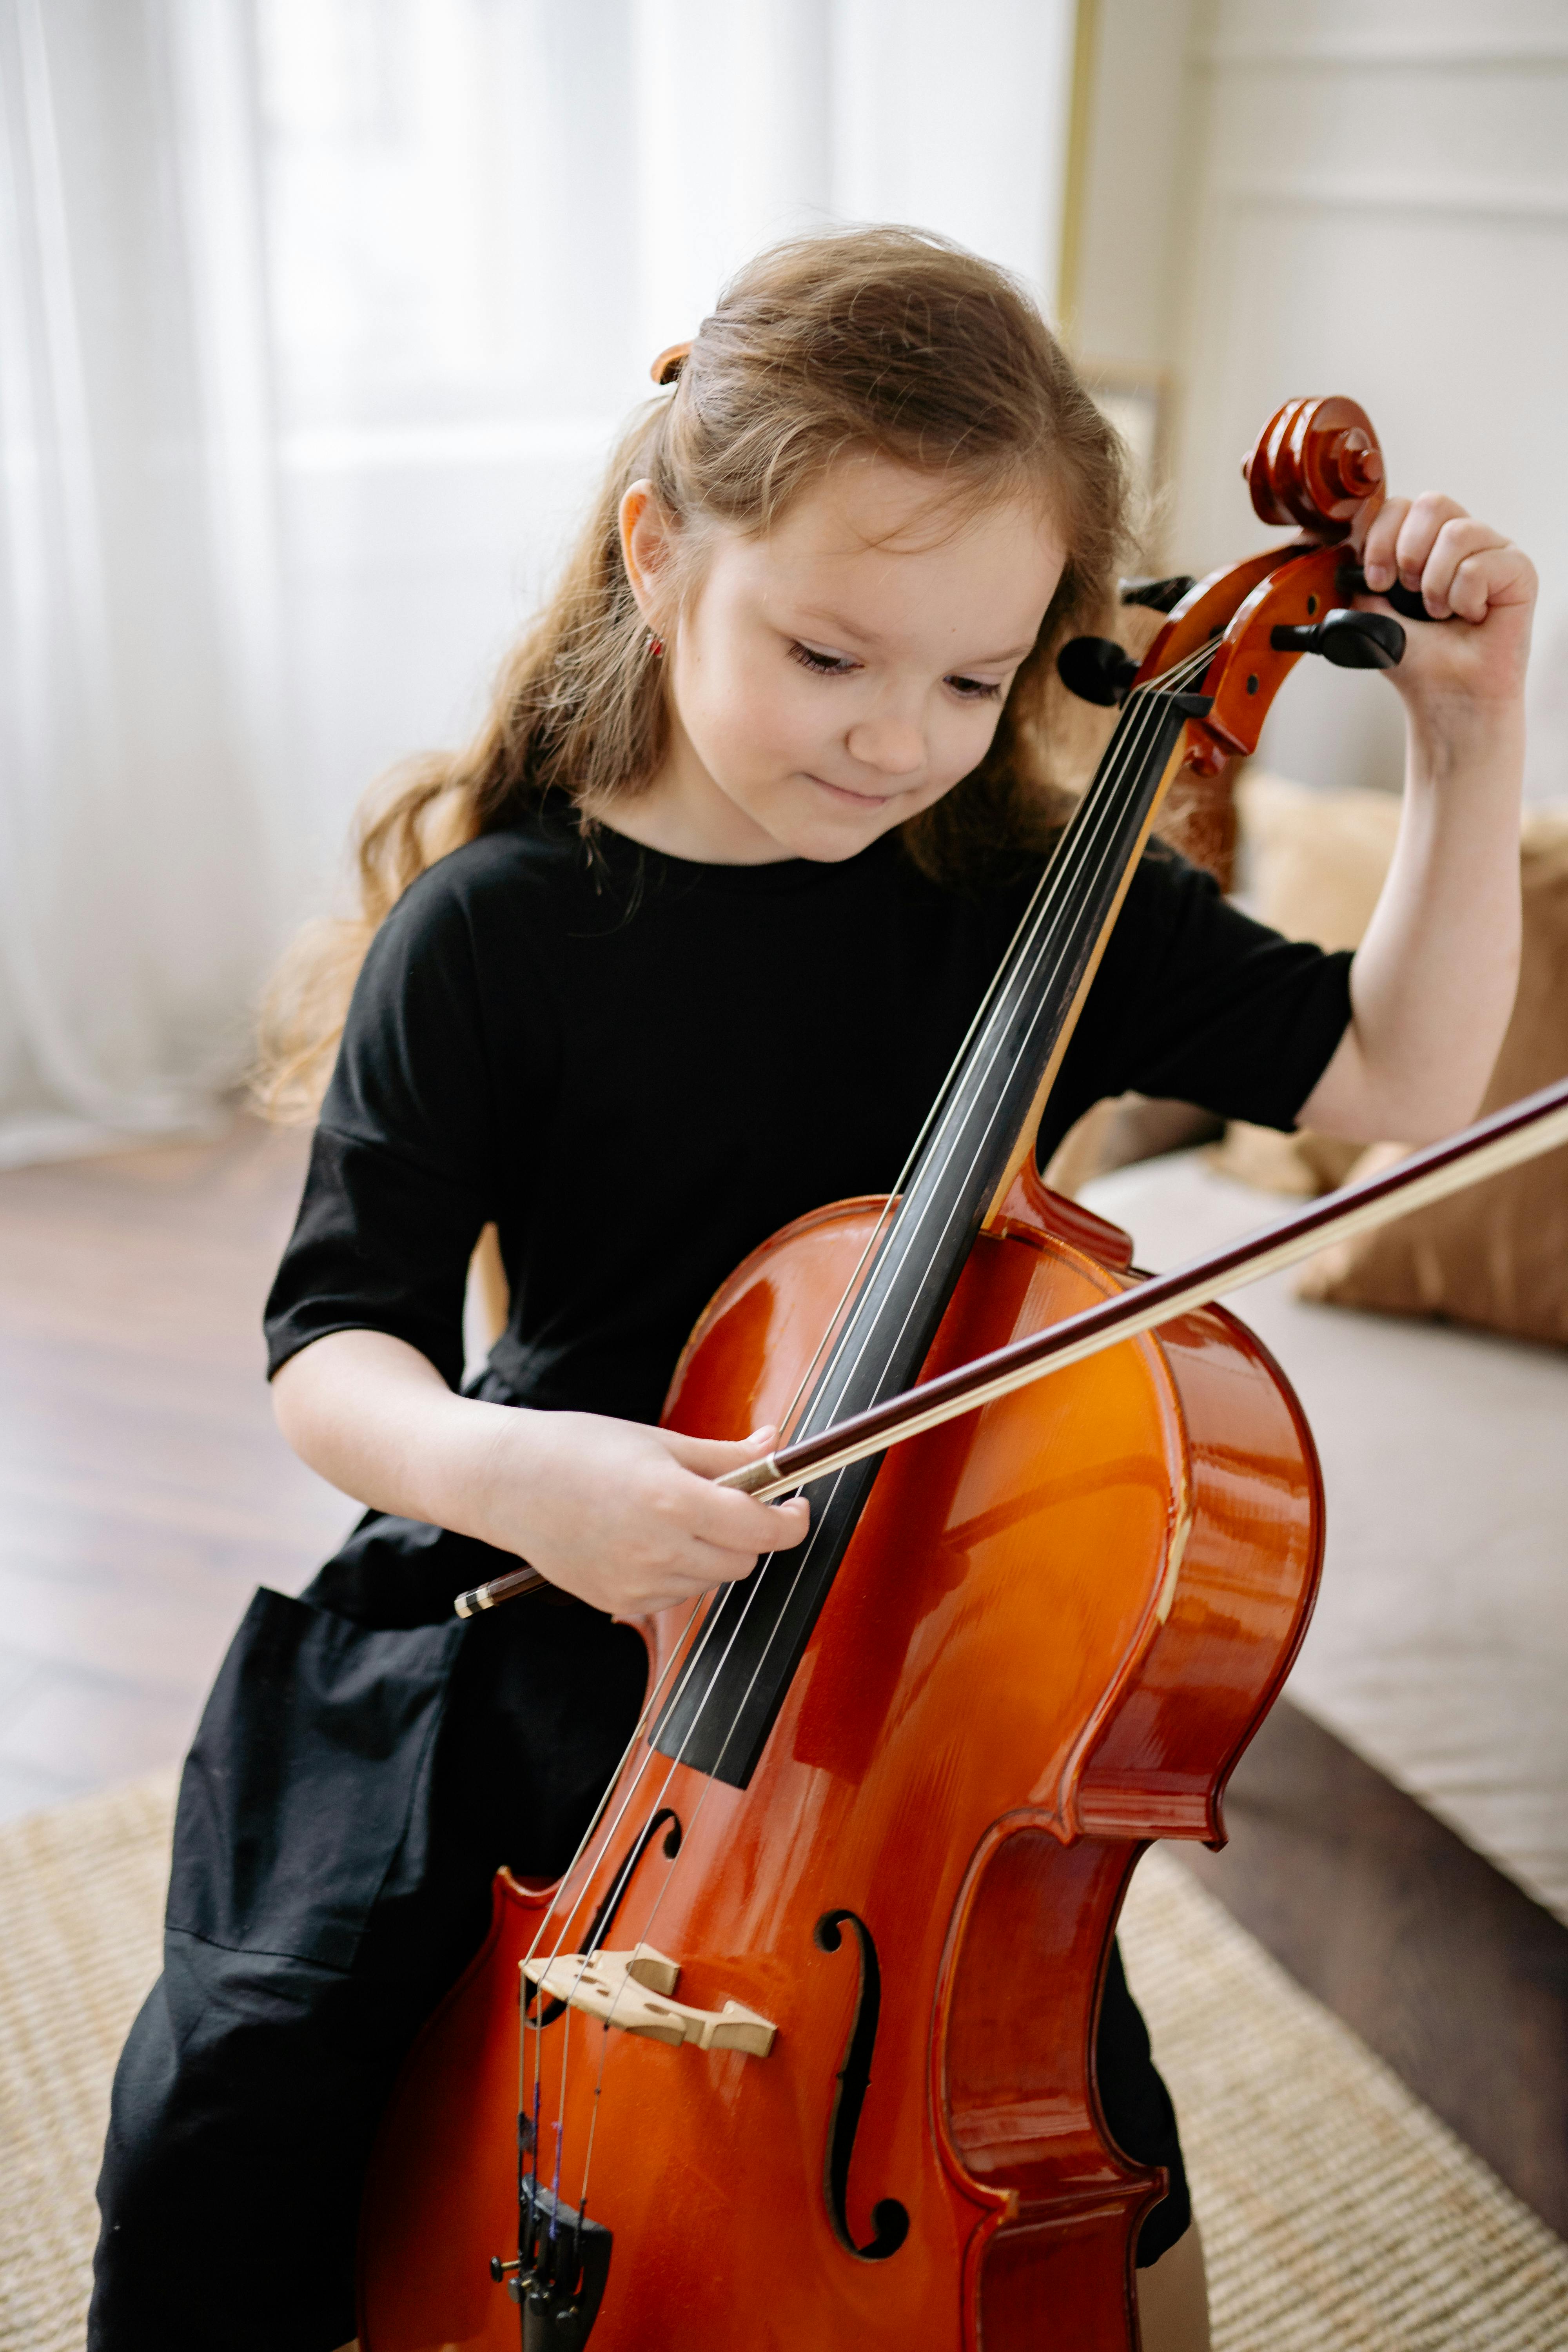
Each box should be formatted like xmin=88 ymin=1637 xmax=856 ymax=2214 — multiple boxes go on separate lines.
xmin=650 ymin=341 xmax=692 ymax=387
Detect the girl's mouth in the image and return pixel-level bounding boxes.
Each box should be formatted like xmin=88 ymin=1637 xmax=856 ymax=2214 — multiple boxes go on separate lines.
xmin=807 ymin=773 xmax=910 ymax=810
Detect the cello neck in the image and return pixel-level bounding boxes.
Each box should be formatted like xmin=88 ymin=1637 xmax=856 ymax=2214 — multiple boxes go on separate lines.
xmin=650 ymin=667 xmax=1209 ymax=1787
xmin=795 ymin=669 xmax=1209 ymax=1445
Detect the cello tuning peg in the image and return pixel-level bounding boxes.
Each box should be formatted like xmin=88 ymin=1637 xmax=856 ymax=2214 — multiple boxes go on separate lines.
xmin=1336 ymin=563 xmax=1439 ymax=622
xmin=1057 ymin=635 xmax=1140 ymax=707
xmin=1269 ymin=608 xmax=1405 ymax=671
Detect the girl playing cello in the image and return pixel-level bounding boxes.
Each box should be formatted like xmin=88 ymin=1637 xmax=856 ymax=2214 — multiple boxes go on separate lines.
xmin=92 ymin=226 xmax=1534 ymax=2352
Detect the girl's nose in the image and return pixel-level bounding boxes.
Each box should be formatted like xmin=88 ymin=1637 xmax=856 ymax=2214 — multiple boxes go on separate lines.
xmin=844 ymin=711 xmax=925 ymax=776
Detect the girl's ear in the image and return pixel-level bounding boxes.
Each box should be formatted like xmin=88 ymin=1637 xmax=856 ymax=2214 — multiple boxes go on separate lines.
xmin=619 ymin=480 xmax=676 ymax=624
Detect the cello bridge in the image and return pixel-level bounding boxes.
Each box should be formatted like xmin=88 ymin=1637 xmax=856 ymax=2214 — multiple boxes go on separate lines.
xmin=521 ymin=1947 xmax=776 ymax=2058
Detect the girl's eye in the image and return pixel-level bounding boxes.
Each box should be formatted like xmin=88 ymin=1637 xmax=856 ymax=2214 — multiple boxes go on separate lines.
xmin=788 ymin=642 xmax=1002 ymax=699
xmin=789 ymin=642 xmax=858 ymax=677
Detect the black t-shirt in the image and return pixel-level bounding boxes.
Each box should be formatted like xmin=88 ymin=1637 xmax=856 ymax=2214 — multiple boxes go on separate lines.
xmin=256 ymin=793 xmax=1350 ymax=2259
xmin=265 ymin=795 xmax=1353 ymax=1420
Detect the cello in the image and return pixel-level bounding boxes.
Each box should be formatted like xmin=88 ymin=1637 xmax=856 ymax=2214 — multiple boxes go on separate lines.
xmin=354 ymin=398 xmax=1453 ymax=2349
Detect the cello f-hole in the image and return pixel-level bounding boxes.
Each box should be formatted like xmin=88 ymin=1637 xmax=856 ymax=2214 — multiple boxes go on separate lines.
xmin=526 ymin=1808 xmax=683 ymax=2026
xmin=582 ymin=1806 xmax=683 ymax=1955
xmin=814 ymin=1910 xmax=910 ymax=2263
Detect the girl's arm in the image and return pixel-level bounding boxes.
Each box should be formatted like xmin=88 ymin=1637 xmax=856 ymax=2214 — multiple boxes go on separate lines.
xmin=1297 ymin=493 xmax=1536 ymax=1145
xmin=272 ymin=1327 xmax=810 ymax=1615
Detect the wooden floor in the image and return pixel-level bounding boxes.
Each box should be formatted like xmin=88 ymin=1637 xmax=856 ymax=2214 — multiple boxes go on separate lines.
xmin=4 ymin=1116 xmax=1566 ymax=2239
xmin=0 ymin=1116 xmax=352 ymax=1820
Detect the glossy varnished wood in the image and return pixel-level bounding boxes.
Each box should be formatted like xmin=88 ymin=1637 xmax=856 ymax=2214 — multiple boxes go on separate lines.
xmin=358 ymin=391 xmax=1421 ymax=2348
xmin=359 ymin=1167 xmax=1321 ymax=2350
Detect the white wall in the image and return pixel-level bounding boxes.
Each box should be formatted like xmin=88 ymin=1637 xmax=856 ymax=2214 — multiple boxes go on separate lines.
xmin=266 ymin=0 xmax=1079 ymax=909
xmin=1074 ymin=0 xmax=1568 ymax=801
xmin=0 ymin=0 xmax=1084 ymax=1159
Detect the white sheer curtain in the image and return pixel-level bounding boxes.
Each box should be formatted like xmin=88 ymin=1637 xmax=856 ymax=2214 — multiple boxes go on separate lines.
xmin=0 ymin=0 xmax=287 ymax=1163
xmin=0 ymin=0 xmax=1074 ymax=1165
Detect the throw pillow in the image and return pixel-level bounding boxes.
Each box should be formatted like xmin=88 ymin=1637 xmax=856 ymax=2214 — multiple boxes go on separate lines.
xmin=1296 ymin=811 xmax=1568 ymax=1346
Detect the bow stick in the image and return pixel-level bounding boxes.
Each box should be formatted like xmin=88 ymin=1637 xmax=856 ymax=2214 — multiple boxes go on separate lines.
xmin=454 ymin=1076 xmax=1568 ymax=1613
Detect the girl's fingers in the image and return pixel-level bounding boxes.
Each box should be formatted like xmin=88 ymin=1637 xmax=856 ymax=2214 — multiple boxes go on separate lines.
xmin=679 ymin=1534 xmax=764 ymax=1586
xmin=654 ymin=1423 xmax=779 ymax=1477
xmin=1392 ymin=492 xmax=1469 ymax=592
xmin=653 ymin=1423 xmax=813 ymax=1545
xmin=1445 ymin=540 xmax=1537 ymax=624
xmin=768 ymin=1493 xmax=812 ymax=1546
xmin=648 ymin=1501 xmax=810 ymax=1604
xmin=1359 ymin=496 xmax=1409 ymax=589
xmin=1439 ymin=549 xmax=1497 ymax=626
xmin=1358 ymin=497 xmax=1533 ymax=637
xmin=1415 ymin=515 xmax=1510 ymax=618
xmin=692 ymin=1481 xmax=811 ymax=1554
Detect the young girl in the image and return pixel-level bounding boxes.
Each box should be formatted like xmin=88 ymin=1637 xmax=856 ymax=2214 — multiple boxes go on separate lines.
xmin=91 ymin=226 xmax=1533 ymax=2352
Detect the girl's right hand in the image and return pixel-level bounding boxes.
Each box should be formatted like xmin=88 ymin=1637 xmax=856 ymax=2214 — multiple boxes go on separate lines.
xmin=470 ymin=1408 xmax=811 ymax=1617
xmin=272 ymin=1328 xmax=809 ymax=1619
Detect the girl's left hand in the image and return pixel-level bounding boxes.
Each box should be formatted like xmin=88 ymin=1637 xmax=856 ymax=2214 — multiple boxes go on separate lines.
xmin=1355 ymin=492 xmax=1536 ymax=715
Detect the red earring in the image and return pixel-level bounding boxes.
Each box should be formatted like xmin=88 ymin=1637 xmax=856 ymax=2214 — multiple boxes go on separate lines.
xmin=647 ymin=634 xmax=664 ymax=659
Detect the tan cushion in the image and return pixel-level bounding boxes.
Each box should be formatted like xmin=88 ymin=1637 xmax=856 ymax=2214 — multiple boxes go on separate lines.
xmin=1208 ymin=771 xmax=1403 ymax=1196
xmin=1297 ymin=812 xmax=1568 ymax=1346
xmin=1209 ymin=1119 xmax=1364 ymax=1198
xmin=1043 ymin=1093 xmax=1221 ymax=1198
xmin=1238 ymin=769 xmax=1403 ymax=952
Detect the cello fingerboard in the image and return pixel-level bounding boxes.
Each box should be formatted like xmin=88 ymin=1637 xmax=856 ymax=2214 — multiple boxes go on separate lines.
xmin=653 ymin=683 xmax=1200 ymax=1786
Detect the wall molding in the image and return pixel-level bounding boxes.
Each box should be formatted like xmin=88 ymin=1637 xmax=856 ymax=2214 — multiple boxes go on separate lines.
xmin=1198 ymin=43 xmax=1568 ymax=71
xmin=1217 ymin=175 xmax=1568 ymax=225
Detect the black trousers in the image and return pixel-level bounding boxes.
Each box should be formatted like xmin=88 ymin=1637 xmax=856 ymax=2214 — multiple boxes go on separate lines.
xmin=90 ymin=1513 xmax=1188 ymax=2350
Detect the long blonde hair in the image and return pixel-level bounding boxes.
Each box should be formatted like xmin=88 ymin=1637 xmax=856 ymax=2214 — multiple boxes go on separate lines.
xmin=257 ymin=225 xmax=1129 ymax=1119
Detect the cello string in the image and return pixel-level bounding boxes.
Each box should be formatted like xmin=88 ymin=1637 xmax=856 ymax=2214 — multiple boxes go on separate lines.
xmin=514 ymin=1539 xmax=823 ymax=2208
xmin=768 ymin=649 xmax=1215 ymax=1445
xmin=519 ymin=1472 xmax=826 ymax=2158
xmin=769 ymin=858 xmax=1060 ymax=1432
xmin=537 ymin=1514 xmax=829 ymax=2241
xmin=518 ymin=1595 xmax=713 ymax=2208
xmin=603 ymin=674 xmax=1212 ymax=1808
xmin=559 ymin=663 xmax=1212 ymax=2222
xmin=524 ymin=652 xmax=1201 ymax=1990
xmin=537 ymin=649 xmax=1213 ymax=2061
xmin=559 ymin=665 xmax=1218 ymax=2236
xmin=534 ymin=643 xmax=1218 ymax=2237
xmin=546 ymin=653 xmax=1212 ymax=2008
xmin=559 ymin=654 xmax=1218 ymax=2216
xmin=761 ymin=717 xmax=1132 ymax=1436
xmin=529 ymin=652 xmax=1199 ymax=1994
xmin=751 ymin=633 xmax=1217 ymax=1441
xmin=517 ymin=1464 xmax=809 ymax=1999
xmin=521 ymin=1583 xmax=795 ymax=2240
xmin=624 ymin=656 xmax=1218 ymax=1815
xmin=521 ymin=645 xmax=1218 ymax=2275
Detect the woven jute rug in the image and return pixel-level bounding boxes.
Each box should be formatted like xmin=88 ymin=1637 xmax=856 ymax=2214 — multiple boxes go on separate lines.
xmin=3 ymin=1777 xmax=1566 ymax=2350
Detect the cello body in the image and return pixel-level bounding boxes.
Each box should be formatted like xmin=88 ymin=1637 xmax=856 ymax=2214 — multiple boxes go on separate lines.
xmin=359 ymin=1157 xmax=1322 ymax=2351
